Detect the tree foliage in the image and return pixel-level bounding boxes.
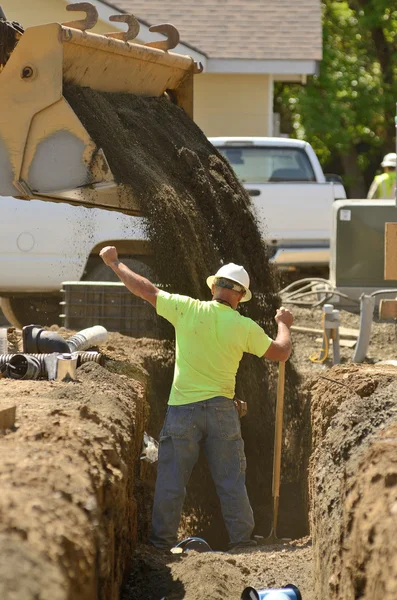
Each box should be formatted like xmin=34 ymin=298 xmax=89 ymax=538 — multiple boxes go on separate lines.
xmin=275 ymin=1 xmax=397 ymax=196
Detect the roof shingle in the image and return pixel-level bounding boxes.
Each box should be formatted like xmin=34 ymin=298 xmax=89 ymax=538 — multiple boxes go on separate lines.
xmin=105 ymin=0 xmax=322 ymax=61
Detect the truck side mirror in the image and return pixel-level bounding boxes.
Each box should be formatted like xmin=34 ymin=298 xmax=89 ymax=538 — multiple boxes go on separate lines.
xmin=325 ymin=173 xmax=344 ymax=185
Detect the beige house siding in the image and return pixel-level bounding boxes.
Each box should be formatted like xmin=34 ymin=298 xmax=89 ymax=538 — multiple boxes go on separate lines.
xmin=195 ymin=74 xmax=272 ymax=137
xmin=2 ymin=0 xmax=115 ymax=35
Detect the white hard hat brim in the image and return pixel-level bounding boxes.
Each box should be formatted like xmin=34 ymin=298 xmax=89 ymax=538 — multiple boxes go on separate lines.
xmin=381 ymin=160 xmax=396 ymax=168
xmin=206 ymin=275 xmax=252 ymax=302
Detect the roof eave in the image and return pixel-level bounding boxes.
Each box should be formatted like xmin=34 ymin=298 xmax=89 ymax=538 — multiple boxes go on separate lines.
xmin=206 ymin=58 xmax=320 ymax=76
xmin=83 ymin=0 xmax=208 ymax=63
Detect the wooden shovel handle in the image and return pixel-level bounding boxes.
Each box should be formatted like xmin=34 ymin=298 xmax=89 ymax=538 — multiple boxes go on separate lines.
xmin=272 ymin=361 xmax=286 ymax=499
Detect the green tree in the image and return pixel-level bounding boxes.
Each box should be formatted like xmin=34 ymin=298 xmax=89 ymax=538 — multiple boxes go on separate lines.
xmin=275 ymin=1 xmax=397 ymax=197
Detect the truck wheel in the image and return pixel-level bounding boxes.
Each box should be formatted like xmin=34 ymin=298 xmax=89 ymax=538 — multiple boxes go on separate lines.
xmin=0 ymin=295 xmax=61 ymax=329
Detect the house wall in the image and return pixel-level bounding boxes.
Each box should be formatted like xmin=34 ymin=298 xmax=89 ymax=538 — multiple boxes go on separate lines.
xmin=3 ymin=0 xmax=114 ymax=34
xmin=194 ymin=73 xmax=272 ymax=137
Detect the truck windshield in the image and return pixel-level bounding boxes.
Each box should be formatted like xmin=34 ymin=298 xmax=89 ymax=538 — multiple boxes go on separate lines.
xmin=217 ymin=146 xmax=316 ymax=183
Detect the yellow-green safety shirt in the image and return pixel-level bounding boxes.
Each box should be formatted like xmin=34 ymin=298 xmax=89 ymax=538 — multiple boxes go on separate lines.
xmin=156 ymin=290 xmax=272 ymax=405
xmin=367 ymin=172 xmax=396 ymax=200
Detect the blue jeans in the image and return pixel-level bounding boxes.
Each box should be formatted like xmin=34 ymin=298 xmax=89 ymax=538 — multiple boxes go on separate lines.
xmin=149 ymin=396 xmax=254 ymax=548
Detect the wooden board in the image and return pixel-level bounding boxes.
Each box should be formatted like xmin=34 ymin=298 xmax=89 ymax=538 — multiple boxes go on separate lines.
xmin=379 ymin=298 xmax=397 ymax=320
xmin=384 ymin=222 xmax=397 ymax=280
xmin=291 ymin=325 xmax=359 ymax=339
xmin=315 ymin=337 xmax=357 ymax=348
xmin=0 ymin=405 xmax=16 ymax=429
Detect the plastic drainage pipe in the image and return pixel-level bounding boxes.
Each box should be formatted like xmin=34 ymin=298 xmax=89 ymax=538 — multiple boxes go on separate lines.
xmin=67 ymin=326 xmax=108 ymax=352
xmin=0 ymin=352 xmax=103 ymax=379
xmin=6 ymin=354 xmax=42 ymax=380
xmin=352 ymin=294 xmax=376 ymax=363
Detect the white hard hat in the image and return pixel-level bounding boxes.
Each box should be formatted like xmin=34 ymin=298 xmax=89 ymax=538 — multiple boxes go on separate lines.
xmin=381 ymin=152 xmax=397 ymax=168
xmin=206 ymin=263 xmax=252 ymax=302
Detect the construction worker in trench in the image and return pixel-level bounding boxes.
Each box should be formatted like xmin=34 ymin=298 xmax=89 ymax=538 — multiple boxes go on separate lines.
xmin=367 ymin=152 xmax=397 ymax=200
xmin=99 ymin=246 xmax=293 ymax=550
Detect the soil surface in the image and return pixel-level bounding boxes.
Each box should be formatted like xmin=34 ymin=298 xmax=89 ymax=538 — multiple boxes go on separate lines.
xmin=2 ymin=304 xmax=395 ymax=599
xmin=122 ymin=539 xmax=314 ymax=600
xmin=0 ymin=361 xmax=147 ymax=600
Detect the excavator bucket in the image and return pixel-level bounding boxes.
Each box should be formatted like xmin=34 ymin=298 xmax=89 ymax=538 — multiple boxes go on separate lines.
xmin=0 ymin=2 xmax=202 ymax=215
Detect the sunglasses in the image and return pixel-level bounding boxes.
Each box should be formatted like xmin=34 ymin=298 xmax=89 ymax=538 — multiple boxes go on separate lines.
xmin=214 ymin=277 xmax=246 ymax=295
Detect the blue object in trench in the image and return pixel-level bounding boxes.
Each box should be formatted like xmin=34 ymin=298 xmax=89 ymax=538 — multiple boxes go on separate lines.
xmin=172 ymin=537 xmax=212 ymax=553
xmin=241 ymin=583 xmax=302 ymax=600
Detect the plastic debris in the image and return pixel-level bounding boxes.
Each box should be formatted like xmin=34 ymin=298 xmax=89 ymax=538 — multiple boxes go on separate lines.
xmin=140 ymin=432 xmax=159 ymax=463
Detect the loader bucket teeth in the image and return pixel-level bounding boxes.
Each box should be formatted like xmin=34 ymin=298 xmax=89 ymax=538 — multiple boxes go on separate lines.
xmin=105 ymin=14 xmax=140 ymax=42
xmin=146 ymin=24 xmax=180 ymax=51
xmin=62 ymin=2 xmax=99 ymax=31
xmin=0 ymin=2 xmax=201 ymax=215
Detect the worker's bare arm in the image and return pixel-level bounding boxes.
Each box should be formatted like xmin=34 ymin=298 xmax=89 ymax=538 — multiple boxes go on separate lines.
xmin=99 ymin=246 xmax=159 ymax=308
xmin=264 ymin=307 xmax=293 ymax=362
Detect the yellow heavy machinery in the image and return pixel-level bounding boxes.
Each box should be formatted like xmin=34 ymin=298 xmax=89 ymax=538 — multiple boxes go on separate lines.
xmin=0 ymin=1 xmax=202 ymax=215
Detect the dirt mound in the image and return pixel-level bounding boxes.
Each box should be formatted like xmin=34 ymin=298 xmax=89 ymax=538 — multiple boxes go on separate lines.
xmin=309 ymin=364 xmax=397 ymax=600
xmin=0 ymin=362 xmax=146 ymax=600
xmin=122 ymin=539 xmax=314 ymax=600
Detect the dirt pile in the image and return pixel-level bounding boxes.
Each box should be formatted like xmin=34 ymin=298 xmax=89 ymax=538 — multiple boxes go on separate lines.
xmin=63 ymin=85 xmax=308 ymax=544
xmin=0 ymin=361 xmax=146 ymax=600
xmin=309 ymin=364 xmax=397 ymax=600
xmin=2 ymin=308 xmax=397 ymax=599
xmin=122 ymin=539 xmax=314 ymax=600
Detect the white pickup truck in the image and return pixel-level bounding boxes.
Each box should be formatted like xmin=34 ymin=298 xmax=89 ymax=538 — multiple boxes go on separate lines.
xmin=209 ymin=137 xmax=346 ymax=267
xmin=0 ymin=137 xmax=346 ymax=327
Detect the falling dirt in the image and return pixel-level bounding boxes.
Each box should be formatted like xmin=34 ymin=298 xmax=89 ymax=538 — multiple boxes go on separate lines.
xmin=63 ymin=84 xmax=307 ymax=547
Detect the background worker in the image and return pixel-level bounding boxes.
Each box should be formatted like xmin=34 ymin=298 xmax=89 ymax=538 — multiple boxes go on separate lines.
xmin=367 ymin=152 xmax=396 ymax=200
xmin=99 ymin=247 xmax=293 ymax=550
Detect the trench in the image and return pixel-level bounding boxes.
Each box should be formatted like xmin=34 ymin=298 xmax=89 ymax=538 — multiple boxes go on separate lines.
xmin=119 ymin=358 xmax=397 ymax=600
xmin=119 ymin=339 xmax=312 ymax=600
xmin=128 ymin=339 xmax=309 ymax=550
xmin=1 ymin=329 xmax=397 ymax=600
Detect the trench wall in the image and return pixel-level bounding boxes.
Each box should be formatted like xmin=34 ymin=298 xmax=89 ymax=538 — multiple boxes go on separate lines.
xmin=309 ymin=364 xmax=397 ymax=600
xmin=0 ymin=361 xmax=147 ymax=600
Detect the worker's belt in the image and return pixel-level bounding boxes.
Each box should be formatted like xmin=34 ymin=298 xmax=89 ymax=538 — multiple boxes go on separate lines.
xmin=234 ymin=397 xmax=247 ymax=418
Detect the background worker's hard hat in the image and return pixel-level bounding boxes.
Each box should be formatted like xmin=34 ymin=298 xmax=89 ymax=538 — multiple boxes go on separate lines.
xmin=381 ymin=153 xmax=397 ymax=168
xmin=206 ymin=263 xmax=252 ymax=301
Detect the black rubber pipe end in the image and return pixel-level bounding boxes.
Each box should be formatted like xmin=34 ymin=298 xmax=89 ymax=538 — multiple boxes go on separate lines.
xmin=23 ymin=325 xmax=70 ymax=354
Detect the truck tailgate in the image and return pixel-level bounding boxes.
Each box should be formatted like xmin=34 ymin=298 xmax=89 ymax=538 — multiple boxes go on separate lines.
xmin=246 ymin=182 xmax=336 ymax=243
